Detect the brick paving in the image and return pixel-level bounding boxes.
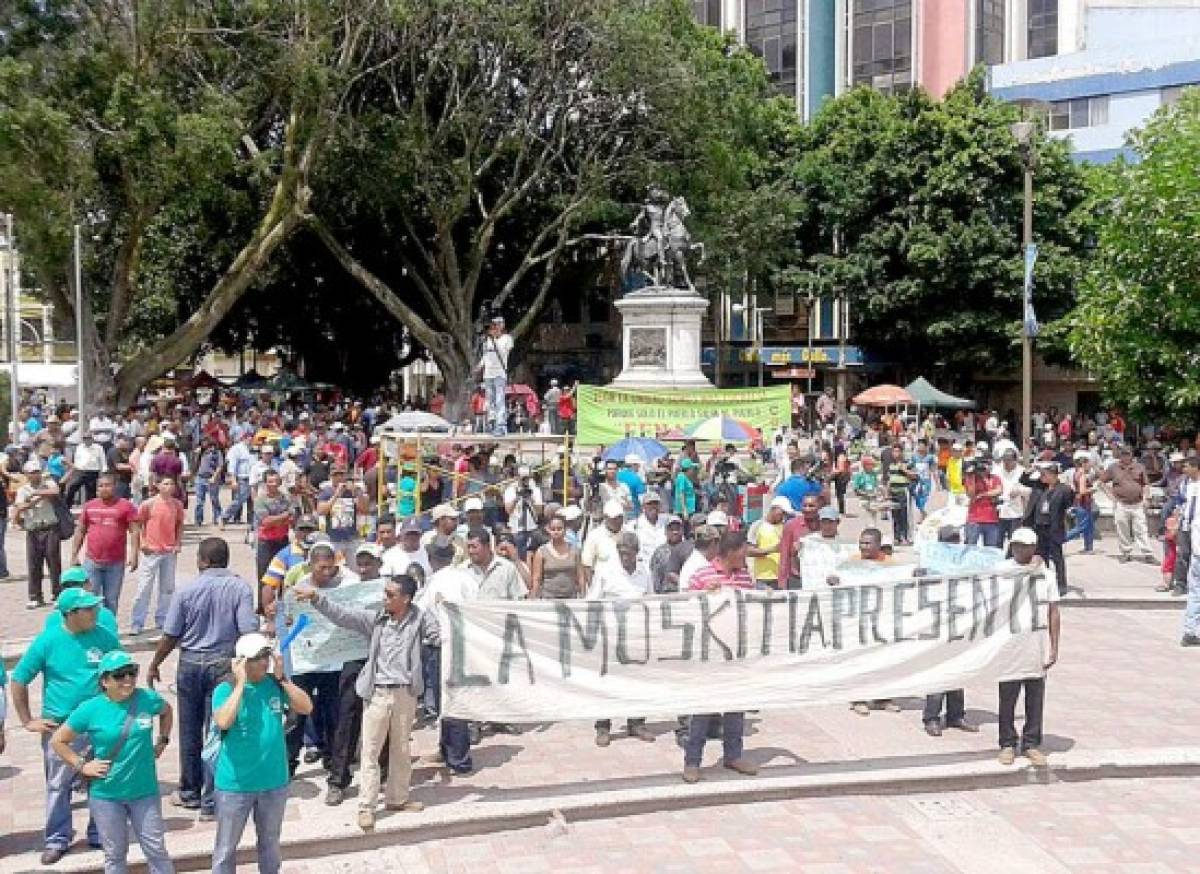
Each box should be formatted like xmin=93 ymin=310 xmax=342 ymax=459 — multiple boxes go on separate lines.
xmin=254 ymin=777 xmax=1200 ymax=874
xmin=0 ymin=490 xmax=1193 ymax=871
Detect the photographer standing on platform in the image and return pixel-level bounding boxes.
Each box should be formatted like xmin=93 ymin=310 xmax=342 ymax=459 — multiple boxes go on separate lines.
xmin=477 ymin=315 xmax=512 ymax=437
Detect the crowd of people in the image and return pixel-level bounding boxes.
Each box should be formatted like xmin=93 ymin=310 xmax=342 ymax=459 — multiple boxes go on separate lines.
xmin=0 ymin=389 xmax=1189 ymax=871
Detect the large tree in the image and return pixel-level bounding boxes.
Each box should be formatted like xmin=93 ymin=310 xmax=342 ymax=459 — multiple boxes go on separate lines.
xmin=0 ymin=0 xmax=379 ymax=407
xmin=1069 ymin=90 xmax=1200 ymax=424
xmin=782 ymin=71 xmax=1090 ymax=384
xmin=307 ymin=0 xmax=795 ymax=415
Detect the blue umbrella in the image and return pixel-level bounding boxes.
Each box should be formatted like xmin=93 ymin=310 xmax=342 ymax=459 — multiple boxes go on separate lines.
xmin=601 ymin=437 xmax=670 ymax=465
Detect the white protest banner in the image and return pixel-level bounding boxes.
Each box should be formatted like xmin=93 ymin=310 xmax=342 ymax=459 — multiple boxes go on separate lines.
xmin=438 ymin=568 xmax=1056 ymax=722
xmin=283 ymin=579 xmax=384 ymax=674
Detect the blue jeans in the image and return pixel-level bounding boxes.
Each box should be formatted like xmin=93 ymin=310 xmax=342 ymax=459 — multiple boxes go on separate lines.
xmin=131 ymin=551 xmax=177 ymax=631
xmin=176 ymin=653 xmax=231 ymax=814
xmin=421 ymin=645 xmax=440 ymax=719
xmin=212 ymin=785 xmax=289 ymax=874
xmin=42 ymin=733 xmax=99 ymax=850
xmin=484 ymin=375 xmax=507 ymax=436
xmin=194 ymin=478 xmax=223 ymax=525
xmin=0 ymin=514 xmax=8 ymax=576
xmin=285 ymin=671 xmax=339 ymax=773
xmin=85 ymin=559 xmax=126 ymax=614
xmin=221 ymin=479 xmax=251 ymax=524
xmin=1065 ymin=505 xmax=1098 ymax=551
xmin=1183 ymin=553 xmax=1200 ymax=638
xmin=683 ymin=712 xmax=745 ymax=768
xmin=439 ymin=718 xmax=473 ymax=773
xmin=89 ymin=795 xmax=174 ymax=873
xmin=963 ymin=522 xmax=1002 ymax=549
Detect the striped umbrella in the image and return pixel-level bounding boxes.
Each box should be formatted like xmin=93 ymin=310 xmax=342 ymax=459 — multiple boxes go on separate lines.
xmin=685 ymin=415 xmax=760 ymax=443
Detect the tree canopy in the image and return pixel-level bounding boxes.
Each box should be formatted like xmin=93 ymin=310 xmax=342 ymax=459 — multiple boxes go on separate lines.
xmin=1068 ymin=90 xmax=1200 ymax=424
xmin=781 ymin=71 xmax=1090 ymax=385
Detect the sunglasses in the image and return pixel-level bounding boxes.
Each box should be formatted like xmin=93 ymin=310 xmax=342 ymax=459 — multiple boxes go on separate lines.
xmin=110 ymin=668 xmax=138 ymax=681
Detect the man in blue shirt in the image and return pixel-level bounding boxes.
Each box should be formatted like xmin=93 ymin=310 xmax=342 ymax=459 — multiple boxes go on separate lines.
xmin=775 ymin=457 xmax=823 ymax=512
xmin=220 ymin=433 xmax=255 ymax=526
xmin=147 ymin=536 xmax=258 ymax=821
xmin=617 ymin=455 xmax=647 ymax=517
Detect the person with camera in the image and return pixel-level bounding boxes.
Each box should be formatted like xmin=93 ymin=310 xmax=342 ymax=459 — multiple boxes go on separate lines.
xmin=316 ymin=463 xmax=368 ymax=559
xmin=476 ymin=315 xmax=513 ymax=436
xmin=503 ymin=466 xmax=544 ymax=557
xmin=963 ymin=460 xmax=1004 ymax=548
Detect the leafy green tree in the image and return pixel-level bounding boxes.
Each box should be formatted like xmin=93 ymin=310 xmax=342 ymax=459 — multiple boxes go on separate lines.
xmin=0 ymin=1 xmax=378 ymax=407
xmin=308 ymin=0 xmax=796 ymax=415
xmin=782 ymin=71 xmax=1090 ymax=384
xmin=1069 ymin=90 xmax=1200 ymax=423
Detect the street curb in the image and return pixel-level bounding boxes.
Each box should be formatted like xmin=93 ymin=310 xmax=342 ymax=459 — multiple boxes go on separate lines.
xmin=20 ymin=746 xmax=1200 ymax=874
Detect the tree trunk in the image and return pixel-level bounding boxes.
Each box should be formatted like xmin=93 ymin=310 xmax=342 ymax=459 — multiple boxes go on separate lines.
xmin=434 ymin=344 xmax=473 ymax=425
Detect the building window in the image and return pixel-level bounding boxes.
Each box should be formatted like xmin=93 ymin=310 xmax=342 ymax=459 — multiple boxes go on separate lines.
xmin=975 ymin=0 xmax=1005 ymax=65
xmin=1027 ymin=0 xmax=1058 ymax=59
xmin=691 ymin=0 xmax=723 ymax=28
xmin=1047 ymin=96 xmax=1108 ymax=131
xmin=745 ymin=0 xmax=799 ymax=97
xmin=1162 ymin=84 xmax=1198 ymax=107
xmin=851 ymin=0 xmax=913 ymax=96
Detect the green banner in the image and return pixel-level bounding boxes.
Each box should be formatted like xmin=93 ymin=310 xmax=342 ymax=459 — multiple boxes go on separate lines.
xmin=576 ymin=384 xmax=791 ymax=445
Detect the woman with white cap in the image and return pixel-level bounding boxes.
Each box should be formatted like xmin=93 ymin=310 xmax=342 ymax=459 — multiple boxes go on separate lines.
xmin=210 ymin=632 xmax=313 ymax=874
xmin=51 ymin=650 xmax=175 ymax=873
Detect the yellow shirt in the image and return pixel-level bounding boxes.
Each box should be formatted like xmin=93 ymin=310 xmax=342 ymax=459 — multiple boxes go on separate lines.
xmin=751 ymin=520 xmax=783 ymax=581
xmin=947 ymin=457 xmax=965 ymax=495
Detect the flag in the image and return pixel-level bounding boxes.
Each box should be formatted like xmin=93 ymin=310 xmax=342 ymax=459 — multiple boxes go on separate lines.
xmin=1023 ymin=243 xmax=1040 ymax=338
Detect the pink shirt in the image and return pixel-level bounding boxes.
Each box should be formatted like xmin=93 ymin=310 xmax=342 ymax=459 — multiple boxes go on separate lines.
xmin=137 ymin=496 xmax=185 ymax=553
xmin=689 ymin=559 xmax=755 ymax=591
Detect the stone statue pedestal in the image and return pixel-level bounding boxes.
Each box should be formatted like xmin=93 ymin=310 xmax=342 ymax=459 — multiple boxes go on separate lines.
xmin=609 ymin=287 xmax=713 ymax=390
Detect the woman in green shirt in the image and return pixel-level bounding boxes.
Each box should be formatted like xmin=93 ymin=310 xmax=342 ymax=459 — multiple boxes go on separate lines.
xmin=51 ymin=650 xmax=174 ymax=873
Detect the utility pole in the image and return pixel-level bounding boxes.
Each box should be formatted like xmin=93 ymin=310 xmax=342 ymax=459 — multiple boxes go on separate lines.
xmin=3 ymin=214 xmax=20 ymax=442
xmin=75 ymin=224 xmax=86 ymax=421
xmin=1011 ymin=120 xmax=1036 ymax=461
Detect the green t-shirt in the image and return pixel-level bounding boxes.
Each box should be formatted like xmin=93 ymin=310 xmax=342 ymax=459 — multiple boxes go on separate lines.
xmin=65 ymin=689 xmax=165 ymax=801
xmin=674 ymin=472 xmax=696 ymax=516
xmin=44 ymin=606 xmax=119 ymax=636
xmin=212 ymin=677 xmax=289 ymax=793
xmin=11 ymin=623 xmax=122 ymax=721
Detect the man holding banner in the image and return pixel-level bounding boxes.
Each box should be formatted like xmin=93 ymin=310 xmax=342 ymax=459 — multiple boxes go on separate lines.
xmin=682 ymin=531 xmax=758 ymax=783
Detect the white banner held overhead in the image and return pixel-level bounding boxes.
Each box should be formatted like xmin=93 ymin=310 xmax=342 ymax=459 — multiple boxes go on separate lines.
xmin=438 ymin=569 xmax=1056 ymax=722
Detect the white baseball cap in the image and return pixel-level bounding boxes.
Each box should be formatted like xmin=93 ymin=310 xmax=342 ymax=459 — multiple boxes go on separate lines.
xmin=602 ymin=499 xmax=625 ymax=518
xmin=706 ymin=509 xmax=729 ymax=527
xmin=235 ymin=633 xmax=274 ymax=659
xmin=1011 ymin=527 xmax=1039 ymax=546
xmin=463 ymin=497 xmax=483 ymax=512
xmin=558 ymin=505 xmax=584 ymax=521
xmin=431 ymin=503 xmax=460 ymax=521
xmin=768 ymin=496 xmax=795 ymax=514
xmin=355 ymin=542 xmax=384 ymax=560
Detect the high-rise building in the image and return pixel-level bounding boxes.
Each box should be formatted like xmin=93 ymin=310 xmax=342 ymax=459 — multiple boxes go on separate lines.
xmin=691 ymin=1 xmax=1098 ymax=116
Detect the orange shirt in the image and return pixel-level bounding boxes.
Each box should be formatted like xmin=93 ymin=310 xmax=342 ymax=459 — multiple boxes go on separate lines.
xmin=137 ymin=496 xmax=184 ymax=552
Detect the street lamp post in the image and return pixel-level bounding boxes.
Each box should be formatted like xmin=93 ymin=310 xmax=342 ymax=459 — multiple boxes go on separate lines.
xmin=1 ymin=214 xmax=20 ymax=442
xmin=1011 ymin=120 xmax=1036 ymax=461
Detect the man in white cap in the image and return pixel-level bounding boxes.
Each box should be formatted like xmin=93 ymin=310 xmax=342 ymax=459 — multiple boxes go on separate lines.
xmin=558 ymin=504 xmax=585 ymax=548
xmin=456 ymin=496 xmax=490 ymax=539
xmin=995 ymin=447 xmax=1029 ymax=547
xmin=384 ymin=518 xmax=432 ymax=581
xmin=581 ymin=499 xmax=628 ymax=588
xmin=746 ymin=497 xmax=790 ymax=590
xmin=995 ymin=527 xmax=1060 ymax=767
xmin=478 ymin=315 xmax=512 ymax=436
xmin=422 ymin=504 xmax=466 ymax=565
xmin=617 ymin=455 xmax=647 ymax=516
xmin=627 ymin=489 xmax=667 ymax=573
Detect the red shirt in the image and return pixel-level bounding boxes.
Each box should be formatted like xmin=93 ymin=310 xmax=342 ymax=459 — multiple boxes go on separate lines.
xmin=689 ymin=558 xmax=754 ymax=591
xmin=965 ymin=474 xmax=1001 ymax=525
xmin=137 ymin=496 xmax=185 ymax=552
xmin=776 ymin=514 xmax=814 ymax=585
xmin=80 ymin=498 xmax=138 ymax=563
xmin=557 ymin=394 xmax=575 ymax=420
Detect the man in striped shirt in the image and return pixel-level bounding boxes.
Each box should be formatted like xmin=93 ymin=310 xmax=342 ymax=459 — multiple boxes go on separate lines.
xmin=682 ymin=531 xmax=758 ymax=783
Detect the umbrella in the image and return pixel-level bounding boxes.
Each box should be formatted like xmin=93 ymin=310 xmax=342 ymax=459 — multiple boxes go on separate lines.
xmin=183 ymin=370 xmax=222 ymax=391
xmin=852 ymin=384 xmax=915 ymax=407
xmin=269 ymin=370 xmax=315 ymax=393
xmin=685 ymin=415 xmax=760 ymax=443
xmin=601 ymin=437 xmax=670 ymax=465
xmin=379 ymin=411 xmax=453 ymax=433
xmin=505 ymin=383 xmax=541 ymax=417
xmin=233 ymin=369 xmax=268 ymax=389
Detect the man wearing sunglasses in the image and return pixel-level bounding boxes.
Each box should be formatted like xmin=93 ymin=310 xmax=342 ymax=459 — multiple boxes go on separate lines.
xmin=9 ymin=588 xmax=122 ymax=864
xmin=295 ymin=571 xmax=441 ymax=832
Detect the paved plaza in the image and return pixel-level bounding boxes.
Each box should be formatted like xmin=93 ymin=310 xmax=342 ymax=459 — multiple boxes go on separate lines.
xmin=1 ymin=490 xmax=1196 ymax=872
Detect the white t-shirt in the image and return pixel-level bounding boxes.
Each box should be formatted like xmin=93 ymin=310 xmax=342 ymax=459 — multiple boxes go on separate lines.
xmin=587 ymin=562 xmax=650 ymax=600
xmin=383 ymin=545 xmax=432 ymax=580
xmin=503 ymin=483 xmax=544 ymax=533
xmin=994 ymin=463 xmax=1028 ymax=520
xmin=479 ymin=332 xmax=513 ymax=380
xmin=581 ymin=524 xmax=621 ymax=570
xmin=626 ymin=514 xmax=667 ymax=572
xmin=415 ymin=566 xmax=479 ymax=612
xmin=678 ymin=550 xmax=709 ymax=591
xmin=73 ymin=443 xmax=107 ymax=473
